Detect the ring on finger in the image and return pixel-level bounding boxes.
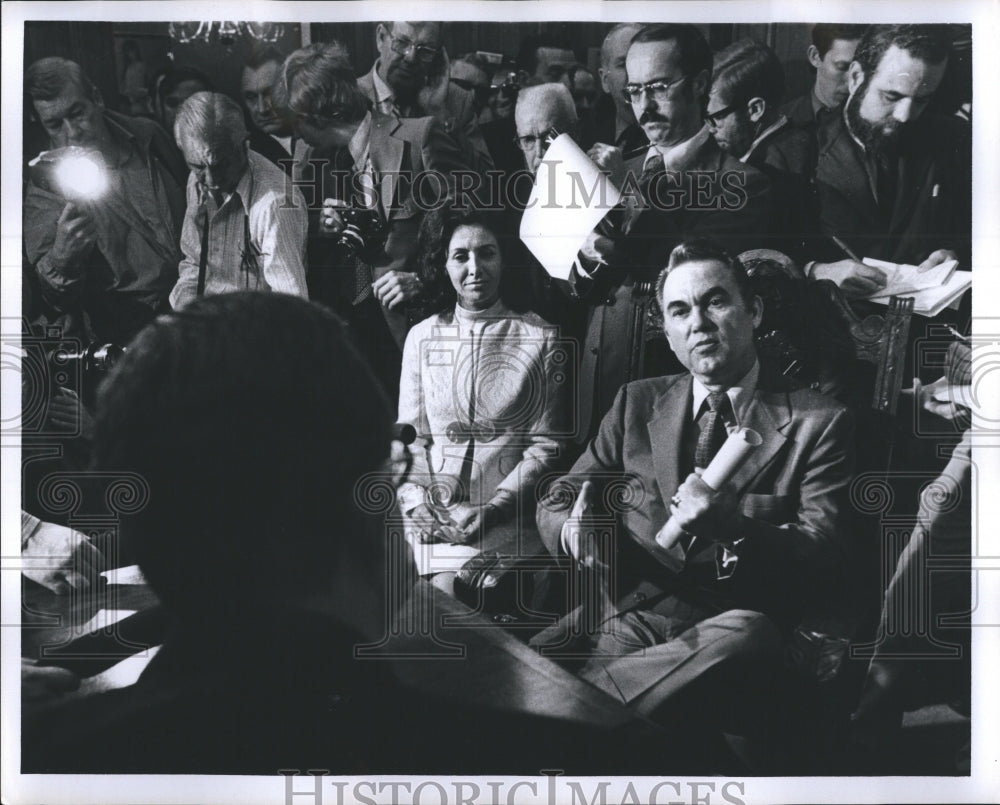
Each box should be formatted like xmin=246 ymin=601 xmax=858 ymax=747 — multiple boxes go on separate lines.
xmin=671 ymin=494 xmax=682 ymax=507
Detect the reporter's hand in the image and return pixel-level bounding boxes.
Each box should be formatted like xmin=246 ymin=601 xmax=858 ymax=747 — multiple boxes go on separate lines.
xmin=905 ymin=376 xmax=969 ymax=420
xmin=812 ymin=259 xmax=888 ymax=298
xmin=49 ymin=202 xmax=97 ymax=271
xmin=579 ymin=230 xmax=617 ymax=267
xmin=373 ymin=270 xmax=423 ymax=310
xmin=560 ymin=481 xmax=605 ymax=569
xmin=917 ymin=248 xmax=960 ymax=273
xmin=670 ymin=472 xmax=741 ymax=544
xmin=319 ymin=198 xmax=349 ymax=236
xmin=587 ymin=142 xmax=626 ymax=189
xmin=22 ymin=521 xmax=105 ymax=594
xmin=22 ymin=658 xmax=80 ymax=703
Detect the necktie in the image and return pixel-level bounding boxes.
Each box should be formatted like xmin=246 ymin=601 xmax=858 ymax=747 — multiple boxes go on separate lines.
xmin=694 ymin=391 xmax=732 ymax=470
xmin=351 ymin=156 xmax=378 ymax=305
xmin=625 ymin=152 xmax=664 ymax=224
xmin=195 ymin=203 xmax=210 ymax=297
xmin=875 ymin=147 xmax=898 ymax=219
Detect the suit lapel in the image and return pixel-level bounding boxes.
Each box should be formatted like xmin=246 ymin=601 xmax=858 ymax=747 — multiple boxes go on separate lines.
xmin=727 ymin=386 xmax=791 ymax=495
xmin=646 ymin=375 xmax=692 ymax=503
xmin=820 ymin=123 xmax=881 ymax=225
xmin=888 ymin=147 xmax=933 ymax=238
xmin=370 ymin=114 xmax=404 ymax=221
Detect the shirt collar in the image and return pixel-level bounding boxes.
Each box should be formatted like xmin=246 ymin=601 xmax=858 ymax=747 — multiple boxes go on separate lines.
xmin=453 ymin=298 xmax=507 ymax=324
xmin=348 ymin=112 xmax=373 ymax=168
xmin=740 ymin=115 xmax=789 ymax=163
xmin=643 ymin=124 xmax=710 ymax=172
xmin=810 ymin=87 xmax=828 ymax=116
xmin=371 ymin=61 xmax=395 ymax=106
xmin=102 ymin=113 xmax=139 ymax=167
xmin=211 ymin=150 xmax=255 ymax=214
xmin=691 ymin=359 xmax=760 ymax=425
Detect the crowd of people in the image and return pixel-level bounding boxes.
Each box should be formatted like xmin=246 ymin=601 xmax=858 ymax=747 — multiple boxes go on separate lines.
xmin=19 ymin=20 xmax=973 ymax=775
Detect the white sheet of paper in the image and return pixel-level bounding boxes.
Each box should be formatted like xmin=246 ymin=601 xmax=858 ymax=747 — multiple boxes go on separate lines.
xmin=519 ymin=134 xmax=622 ymax=281
xmin=863 ymin=256 xmax=958 ymax=299
xmin=866 ymin=270 xmax=971 ymax=317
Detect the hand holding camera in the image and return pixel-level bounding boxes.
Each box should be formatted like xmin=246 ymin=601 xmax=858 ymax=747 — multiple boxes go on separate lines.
xmin=49 ymin=202 xmax=97 ymax=272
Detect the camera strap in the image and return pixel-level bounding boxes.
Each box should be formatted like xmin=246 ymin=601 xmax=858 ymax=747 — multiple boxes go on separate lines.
xmin=196 ymin=206 xmax=210 ymax=298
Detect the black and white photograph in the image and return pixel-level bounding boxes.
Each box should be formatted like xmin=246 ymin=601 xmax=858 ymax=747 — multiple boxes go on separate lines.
xmin=2 ymin=1 xmax=998 ymax=803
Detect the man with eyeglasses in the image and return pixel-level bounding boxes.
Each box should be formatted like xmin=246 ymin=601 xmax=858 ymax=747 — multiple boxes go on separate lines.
xmin=358 ymin=21 xmax=493 ymax=177
xmin=593 ymin=23 xmax=648 ymax=155
xmin=707 ymin=39 xmax=815 ymax=261
xmin=284 ymin=42 xmax=465 ymax=402
xmin=169 ymin=92 xmax=308 ymax=309
xmin=570 ymin=24 xmax=772 ymax=445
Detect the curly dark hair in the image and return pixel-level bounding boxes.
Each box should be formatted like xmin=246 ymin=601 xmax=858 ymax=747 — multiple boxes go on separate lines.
xmin=414 ymin=206 xmax=523 ymax=319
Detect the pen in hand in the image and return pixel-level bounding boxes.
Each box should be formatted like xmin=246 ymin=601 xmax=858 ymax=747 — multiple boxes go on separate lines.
xmin=831 ymin=235 xmax=862 ymax=263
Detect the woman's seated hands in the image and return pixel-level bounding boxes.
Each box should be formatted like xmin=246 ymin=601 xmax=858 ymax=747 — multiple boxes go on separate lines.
xmin=405 ymin=500 xmax=509 ymax=544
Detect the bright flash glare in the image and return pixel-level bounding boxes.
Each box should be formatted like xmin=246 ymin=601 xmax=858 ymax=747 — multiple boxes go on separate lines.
xmin=55 ymin=154 xmax=108 ymax=200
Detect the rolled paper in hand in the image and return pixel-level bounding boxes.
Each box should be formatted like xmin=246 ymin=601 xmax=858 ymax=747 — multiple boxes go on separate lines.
xmin=655 ymin=427 xmax=763 ymax=550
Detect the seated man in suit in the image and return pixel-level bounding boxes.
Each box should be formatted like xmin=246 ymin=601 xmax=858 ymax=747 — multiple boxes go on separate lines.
xmin=575 ymin=24 xmax=773 ymax=444
xmin=707 ymin=39 xmax=816 ymax=260
xmin=358 ymin=21 xmax=493 ymax=178
xmin=808 ymin=24 xmax=969 ymax=298
xmin=780 ymin=24 xmax=865 ymax=131
xmin=283 ymin=42 xmax=465 ymax=401
xmin=533 ymin=239 xmax=855 ymax=744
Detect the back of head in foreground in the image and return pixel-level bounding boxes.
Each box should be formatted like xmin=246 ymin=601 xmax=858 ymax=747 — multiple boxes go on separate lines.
xmin=92 ymin=292 xmax=393 ymax=626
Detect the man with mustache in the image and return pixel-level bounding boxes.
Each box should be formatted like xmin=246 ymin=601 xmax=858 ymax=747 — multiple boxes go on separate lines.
xmin=574 ymin=24 xmax=772 ymax=445
xmin=808 ymin=24 xmax=969 ymax=298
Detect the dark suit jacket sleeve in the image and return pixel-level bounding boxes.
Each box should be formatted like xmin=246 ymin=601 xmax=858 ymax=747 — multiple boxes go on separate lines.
xmin=536 ymin=384 xmax=628 ymax=556
xmin=421 ymin=115 xmax=469 ymax=196
xmin=446 ymin=84 xmax=494 ymax=177
xmin=738 ymin=404 xmax=856 ymax=590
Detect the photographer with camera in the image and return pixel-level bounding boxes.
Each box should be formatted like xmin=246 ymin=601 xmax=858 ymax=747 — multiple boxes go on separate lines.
xmin=284 ymin=42 xmax=465 ymax=401
xmin=24 ymin=57 xmax=188 ymax=345
xmin=168 ymin=92 xmax=309 ymax=309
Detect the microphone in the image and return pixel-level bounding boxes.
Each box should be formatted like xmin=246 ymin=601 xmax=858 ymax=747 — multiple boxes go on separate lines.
xmin=392 ymin=422 xmax=417 ymax=446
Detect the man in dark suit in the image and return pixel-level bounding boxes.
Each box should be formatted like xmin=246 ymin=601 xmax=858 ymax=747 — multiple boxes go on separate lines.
xmin=533 ymin=239 xmax=855 ymax=736
xmin=780 ymin=24 xmax=865 ymax=131
xmin=593 ymin=23 xmax=648 ymax=154
xmin=357 ymin=21 xmax=493 ymax=178
xmin=707 ymin=39 xmax=816 ymax=261
xmin=284 ymin=43 xmax=466 ymax=400
xmin=573 ymin=24 xmax=773 ymax=445
xmin=239 ymin=46 xmax=297 ymax=175
xmin=808 ymin=24 xmax=969 ymax=297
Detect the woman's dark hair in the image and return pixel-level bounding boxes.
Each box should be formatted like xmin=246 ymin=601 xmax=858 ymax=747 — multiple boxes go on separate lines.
xmin=92 ymin=293 xmax=392 ymax=620
xmin=414 ymin=205 xmax=526 ymax=319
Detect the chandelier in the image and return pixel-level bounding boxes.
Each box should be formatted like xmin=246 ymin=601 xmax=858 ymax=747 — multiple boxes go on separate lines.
xmin=168 ymin=21 xmax=285 ymax=49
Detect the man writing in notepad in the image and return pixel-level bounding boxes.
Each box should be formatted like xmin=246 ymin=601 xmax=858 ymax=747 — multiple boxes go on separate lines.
xmin=808 ymin=25 xmax=970 ymax=299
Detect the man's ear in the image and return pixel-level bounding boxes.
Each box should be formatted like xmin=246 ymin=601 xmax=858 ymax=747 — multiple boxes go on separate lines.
xmin=375 ymin=22 xmax=388 ymax=48
xmin=847 ymin=61 xmax=865 ymax=96
xmin=598 ymin=66 xmax=611 ymax=94
xmin=806 ymin=45 xmax=822 ymax=70
xmin=750 ymin=294 xmax=764 ymax=329
xmin=692 ymin=69 xmax=710 ymax=103
xmin=746 ymin=97 xmax=766 ymax=123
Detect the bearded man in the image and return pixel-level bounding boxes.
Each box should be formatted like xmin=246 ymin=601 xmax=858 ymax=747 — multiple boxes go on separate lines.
xmin=808 ymin=24 xmax=970 ymax=298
